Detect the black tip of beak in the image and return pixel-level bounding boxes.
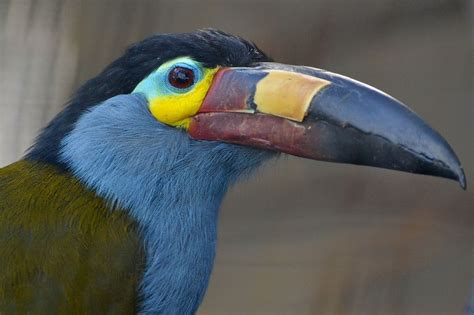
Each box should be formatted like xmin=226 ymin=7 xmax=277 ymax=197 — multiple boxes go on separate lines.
xmin=300 ymin=66 xmax=467 ymax=190
xmin=458 ymin=169 xmax=467 ymax=190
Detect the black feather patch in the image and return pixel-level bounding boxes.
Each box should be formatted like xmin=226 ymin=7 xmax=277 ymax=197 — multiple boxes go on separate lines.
xmin=26 ymin=29 xmax=271 ymax=168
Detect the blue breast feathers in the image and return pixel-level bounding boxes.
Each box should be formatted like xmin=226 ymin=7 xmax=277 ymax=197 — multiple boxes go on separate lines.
xmin=59 ymin=93 xmax=274 ymax=314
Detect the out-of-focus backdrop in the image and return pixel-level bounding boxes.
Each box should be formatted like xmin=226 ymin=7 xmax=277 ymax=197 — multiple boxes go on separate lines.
xmin=0 ymin=0 xmax=472 ymax=314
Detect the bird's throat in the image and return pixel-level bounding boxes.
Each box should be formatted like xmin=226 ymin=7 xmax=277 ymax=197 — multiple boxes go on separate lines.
xmin=59 ymin=94 xmax=273 ymax=313
xmin=138 ymin=201 xmax=221 ymax=314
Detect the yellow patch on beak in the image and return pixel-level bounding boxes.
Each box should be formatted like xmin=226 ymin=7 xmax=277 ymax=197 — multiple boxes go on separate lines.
xmin=149 ymin=67 xmax=219 ymax=129
xmin=254 ymin=70 xmax=330 ymax=122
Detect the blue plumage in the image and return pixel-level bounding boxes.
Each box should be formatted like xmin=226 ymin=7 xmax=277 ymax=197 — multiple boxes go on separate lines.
xmin=60 ymin=93 xmax=275 ymax=313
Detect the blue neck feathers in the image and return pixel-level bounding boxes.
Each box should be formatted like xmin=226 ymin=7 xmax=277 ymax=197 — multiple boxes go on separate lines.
xmin=59 ymin=94 xmax=273 ymax=314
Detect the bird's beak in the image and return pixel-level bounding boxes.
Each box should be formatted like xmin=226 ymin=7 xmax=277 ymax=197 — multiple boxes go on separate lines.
xmin=189 ymin=62 xmax=466 ymax=189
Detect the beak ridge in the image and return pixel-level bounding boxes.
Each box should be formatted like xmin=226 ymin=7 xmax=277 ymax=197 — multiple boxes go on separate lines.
xmin=189 ymin=62 xmax=466 ymax=189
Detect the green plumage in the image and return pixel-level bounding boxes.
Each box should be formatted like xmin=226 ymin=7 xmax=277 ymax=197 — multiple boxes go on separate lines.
xmin=0 ymin=161 xmax=145 ymax=314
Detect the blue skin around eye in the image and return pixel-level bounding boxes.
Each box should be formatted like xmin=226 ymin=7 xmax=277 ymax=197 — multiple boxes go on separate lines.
xmin=133 ymin=59 xmax=203 ymax=100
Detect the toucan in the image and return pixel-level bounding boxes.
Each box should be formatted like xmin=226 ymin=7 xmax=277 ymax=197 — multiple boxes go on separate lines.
xmin=0 ymin=29 xmax=466 ymax=314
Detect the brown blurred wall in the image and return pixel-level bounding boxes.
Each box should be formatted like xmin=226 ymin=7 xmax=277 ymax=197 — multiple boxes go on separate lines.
xmin=0 ymin=1 xmax=472 ymax=314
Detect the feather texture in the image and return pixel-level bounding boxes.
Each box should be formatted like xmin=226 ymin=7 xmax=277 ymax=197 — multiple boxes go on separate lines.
xmin=12 ymin=29 xmax=273 ymax=314
xmin=27 ymin=29 xmax=270 ymax=169
xmin=60 ymin=93 xmax=274 ymax=313
xmin=0 ymin=160 xmax=145 ymax=314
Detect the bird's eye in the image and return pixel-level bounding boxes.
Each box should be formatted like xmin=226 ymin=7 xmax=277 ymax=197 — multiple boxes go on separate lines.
xmin=168 ymin=66 xmax=195 ymax=90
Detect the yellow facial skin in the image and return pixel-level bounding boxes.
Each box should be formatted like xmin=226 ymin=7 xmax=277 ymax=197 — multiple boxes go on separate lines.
xmin=133 ymin=57 xmax=219 ymax=129
xmin=149 ymin=67 xmax=219 ymax=129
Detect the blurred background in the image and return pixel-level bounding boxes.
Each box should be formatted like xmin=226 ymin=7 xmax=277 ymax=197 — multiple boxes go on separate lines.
xmin=0 ymin=0 xmax=472 ymax=314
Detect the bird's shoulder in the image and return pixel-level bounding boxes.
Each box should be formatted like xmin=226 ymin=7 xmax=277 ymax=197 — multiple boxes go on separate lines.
xmin=0 ymin=160 xmax=145 ymax=314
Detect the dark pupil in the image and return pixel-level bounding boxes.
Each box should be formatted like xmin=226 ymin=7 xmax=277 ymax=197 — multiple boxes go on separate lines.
xmin=168 ymin=66 xmax=195 ymax=89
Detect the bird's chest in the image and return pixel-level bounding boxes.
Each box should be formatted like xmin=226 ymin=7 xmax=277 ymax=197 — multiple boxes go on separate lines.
xmin=136 ymin=206 xmax=219 ymax=314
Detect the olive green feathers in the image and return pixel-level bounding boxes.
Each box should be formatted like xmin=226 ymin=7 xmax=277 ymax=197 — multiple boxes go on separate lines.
xmin=0 ymin=161 xmax=145 ymax=314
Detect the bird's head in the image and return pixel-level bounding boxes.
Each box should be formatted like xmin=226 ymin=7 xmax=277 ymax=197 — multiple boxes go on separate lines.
xmin=29 ymin=29 xmax=465 ymax=194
